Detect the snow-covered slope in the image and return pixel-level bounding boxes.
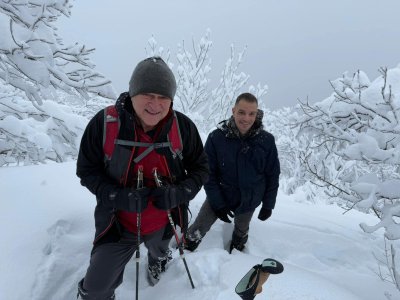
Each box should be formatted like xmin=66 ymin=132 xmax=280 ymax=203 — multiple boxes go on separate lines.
xmin=0 ymin=162 xmax=396 ymax=299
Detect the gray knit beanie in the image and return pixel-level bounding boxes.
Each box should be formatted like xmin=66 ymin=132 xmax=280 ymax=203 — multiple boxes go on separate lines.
xmin=129 ymin=56 xmax=177 ymax=100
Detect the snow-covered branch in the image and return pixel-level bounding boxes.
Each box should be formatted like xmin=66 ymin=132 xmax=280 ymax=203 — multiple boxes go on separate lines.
xmin=147 ymin=33 xmax=268 ymax=132
xmin=0 ymin=0 xmax=115 ymax=165
xmin=295 ymin=65 xmax=400 ymax=292
xmin=0 ymin=0 xmax=116 ymax=103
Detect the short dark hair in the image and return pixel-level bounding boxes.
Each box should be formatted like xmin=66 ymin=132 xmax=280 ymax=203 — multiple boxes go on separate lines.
xmin=235 ymin=92 xmax=258 ymax=106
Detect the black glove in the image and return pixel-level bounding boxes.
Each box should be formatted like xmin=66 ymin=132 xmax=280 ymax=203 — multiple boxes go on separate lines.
xmin=152 ymin=184 xmax=191 ymax=211
xmin=215 ymin=207 xmax=234 ymax=223
xmin=109 ymin=187 xmax=150 ymax=212
xmin=258 ymin=207 xmax=272 ymax=221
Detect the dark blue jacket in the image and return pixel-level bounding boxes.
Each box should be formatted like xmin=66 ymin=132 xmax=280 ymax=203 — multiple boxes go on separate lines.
xmin=204 ymin=114 xmax=280 ymax=214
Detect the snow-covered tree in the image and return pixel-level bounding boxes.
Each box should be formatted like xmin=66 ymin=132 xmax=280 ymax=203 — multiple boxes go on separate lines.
xmin=262 ymin=107 xmax=306 ymax=194
xmin=174 ymin=29 xmax=212 ymax=115
xmin=296 ymin=65 xmax=400 ymax=291
xmin=0 ymin=0 xmax=116 ymax=166
xmin=145 ymin=33 xmax=268 ymax=132
xmin=204 ymin=44 xmax=267 ymax=127
xmin=145 ymin=35 xmax=172 ymax=65
xmin=0 ymin=0 xmax=115 ymax=102
xmin=203 ymin=44 xmax=249 ymax=124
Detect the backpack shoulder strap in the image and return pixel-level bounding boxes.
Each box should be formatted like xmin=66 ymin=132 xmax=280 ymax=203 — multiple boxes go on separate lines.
xmin=103 ymin=105 xmax=119 ymax=160
xmin=167 ymin=111 xmax=184 ymax=160
xmin=102 ymin=109 xmax=183 ymax=162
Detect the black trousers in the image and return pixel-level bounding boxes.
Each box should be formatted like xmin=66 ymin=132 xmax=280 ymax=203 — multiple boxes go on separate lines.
xmin=79 ymin=226 xmax=171 ymax=299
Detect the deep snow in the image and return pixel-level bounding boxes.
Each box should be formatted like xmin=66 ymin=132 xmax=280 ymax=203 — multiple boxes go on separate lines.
xmin=0 ymin=162 xmax=396 ymax=300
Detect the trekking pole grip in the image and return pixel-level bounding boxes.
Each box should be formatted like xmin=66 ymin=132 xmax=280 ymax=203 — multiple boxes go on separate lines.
xmin=251 ymin=271 xmax=270 ymax=294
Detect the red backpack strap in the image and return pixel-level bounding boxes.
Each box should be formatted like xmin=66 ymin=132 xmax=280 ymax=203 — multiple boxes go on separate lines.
xmin=167 ymin=111 xmax=184 ymax=160
xmin=102 ymin=108 xmax=182 ymax=161
xmin=103 ymin=105 xmax=120 ymax=160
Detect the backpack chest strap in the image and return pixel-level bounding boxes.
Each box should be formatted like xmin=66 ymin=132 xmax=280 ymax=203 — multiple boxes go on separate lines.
xmin=114 ymin=139 xmax=172 ymax=163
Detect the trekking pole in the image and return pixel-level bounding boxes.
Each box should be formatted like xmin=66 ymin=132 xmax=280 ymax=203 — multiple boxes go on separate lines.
xmin=153 ymin=168 xmax=195 ymax=289
xmin=136 ymin=166 xmax=144 ymax=300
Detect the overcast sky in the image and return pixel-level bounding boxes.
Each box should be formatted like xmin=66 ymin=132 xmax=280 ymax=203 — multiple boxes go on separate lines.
xmin=59 ymin=0 xmax=400 ymax=110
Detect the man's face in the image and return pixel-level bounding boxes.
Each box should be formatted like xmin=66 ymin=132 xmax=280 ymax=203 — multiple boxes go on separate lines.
xmin=232 ymin=99 xmax=258 ymax=135
xmin=131 ymin=93 xmax=172 ymax=132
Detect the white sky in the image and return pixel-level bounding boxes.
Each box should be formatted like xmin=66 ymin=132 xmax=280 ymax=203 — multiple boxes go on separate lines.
xmin=58 ymin=0 xmax=400 ymax=110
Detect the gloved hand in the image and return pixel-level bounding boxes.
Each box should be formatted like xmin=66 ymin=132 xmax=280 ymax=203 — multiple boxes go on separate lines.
xmin=215 ymin=207 xmax=234 ymax=223
xmin=258 ymin=207 xmax=272 ymax=221
xmin=109 ymin=187 xmax=150 ymax=212
xmin=152 ymin=184 xmax=191 ymax=211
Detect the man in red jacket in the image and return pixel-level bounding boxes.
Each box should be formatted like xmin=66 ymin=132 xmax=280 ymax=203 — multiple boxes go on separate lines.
xmin=76 ymin=57 xmax=208 ymax=299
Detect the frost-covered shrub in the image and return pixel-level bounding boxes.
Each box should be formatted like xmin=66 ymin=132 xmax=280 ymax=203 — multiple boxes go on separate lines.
xmin=145 ymin=33 xmax=268 ymax=133
xmin=296 ymin=65 xmax=400 ymax=292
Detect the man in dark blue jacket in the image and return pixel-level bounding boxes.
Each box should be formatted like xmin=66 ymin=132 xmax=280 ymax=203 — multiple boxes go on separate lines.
xmin=185 ymin=92 xmax=280 ymax=253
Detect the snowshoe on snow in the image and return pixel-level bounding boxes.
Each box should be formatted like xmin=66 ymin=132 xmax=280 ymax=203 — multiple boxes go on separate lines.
xmin=235 ymin=258 xmax=283 ymax=300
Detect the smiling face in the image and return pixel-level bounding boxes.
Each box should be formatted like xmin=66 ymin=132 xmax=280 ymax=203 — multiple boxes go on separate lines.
xmin=131 ymin=93 xmax=172 ymax=132
xmin=232 ymin=99 xmax=258 ymax=135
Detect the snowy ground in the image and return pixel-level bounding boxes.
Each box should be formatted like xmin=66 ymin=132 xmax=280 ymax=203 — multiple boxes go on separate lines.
xmin=0 ymin=161 xmax=397 ymax=300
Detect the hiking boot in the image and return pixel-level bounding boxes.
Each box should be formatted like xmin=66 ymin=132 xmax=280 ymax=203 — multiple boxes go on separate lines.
xmin=147 ymin=264 xmax=161 ymax=286
xmin=184 ymin=231 xmax=202 ymax=252
xmin=184 ymin=238 xmax=202 ymax=252
xmin=147 ymin=249 xmax=173 ymax=286
xmin=229 ymin=232 xmax=248 ymax=254
xmin=160 ymin=249 xmax=173 ymax=272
